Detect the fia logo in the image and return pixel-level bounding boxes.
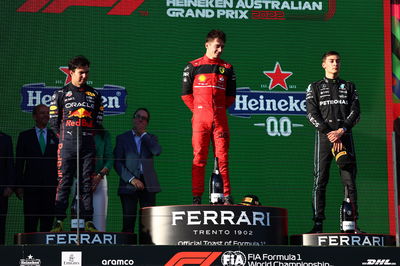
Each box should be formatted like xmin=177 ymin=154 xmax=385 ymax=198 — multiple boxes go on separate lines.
xmin=221 ymin=251 xmax=246 ymax=266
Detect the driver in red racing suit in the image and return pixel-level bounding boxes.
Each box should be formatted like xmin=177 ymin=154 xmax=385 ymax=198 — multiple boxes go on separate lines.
xmin=182 ymin=30 xmax=236 ymax=204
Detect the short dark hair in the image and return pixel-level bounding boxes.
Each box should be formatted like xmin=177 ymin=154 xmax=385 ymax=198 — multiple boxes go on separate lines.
xmin=206 ymin=30 xmax=226 ymax=43
xmin=68 ymin=55 xmax=90 ymax=71
xmin=133 ymin=107 xmax=150 ymax=122
xmin=321 ymin=51 xmax=340 ymax=62
xmin=32 ymin=104 xmax=48 ymax=115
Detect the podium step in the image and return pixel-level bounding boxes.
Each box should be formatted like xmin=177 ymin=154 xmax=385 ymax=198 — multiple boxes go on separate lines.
xmin=14 ymin=232 xmax=137 ymax=245
xmin=290 ymin=233 xmax=396 ymax=246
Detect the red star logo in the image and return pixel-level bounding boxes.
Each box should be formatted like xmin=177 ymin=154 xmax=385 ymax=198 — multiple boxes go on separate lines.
xmin=263 ymin=62 xmax=293 ymax=90
xmin=59 ymin=66 xmax=71 ymax=85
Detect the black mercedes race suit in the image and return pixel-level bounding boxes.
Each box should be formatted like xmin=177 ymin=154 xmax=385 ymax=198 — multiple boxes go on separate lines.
xmin=49 ymin=83 xmax=103 ymax=221
xmin=306 ymin=77 xmax=360 ymax=222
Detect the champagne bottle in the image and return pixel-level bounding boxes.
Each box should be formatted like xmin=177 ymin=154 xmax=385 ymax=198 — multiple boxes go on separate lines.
xmin=340 ymin=186 xmax=356 ymax=233
xmin=209 ymin=157 xmax=224 ymax=204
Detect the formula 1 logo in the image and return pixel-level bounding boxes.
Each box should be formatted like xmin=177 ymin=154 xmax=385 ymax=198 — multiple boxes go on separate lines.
xmin=228 ymin=62 xmax=306 ymax=137
xmin=17 ymin=0 xmax=145 ymax=15
xmin=165 ymin=252 xmax=222 ymax=266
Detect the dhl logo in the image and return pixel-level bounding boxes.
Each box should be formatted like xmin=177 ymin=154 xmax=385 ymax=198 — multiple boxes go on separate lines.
xmin=68 ymin=108 xmax=92 ymax=118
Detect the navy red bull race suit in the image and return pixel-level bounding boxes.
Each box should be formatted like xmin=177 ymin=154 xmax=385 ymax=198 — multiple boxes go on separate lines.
xmin=49 ymin=83 xmax=103 ymax=221
xmin=182 ymin=55 xmax=236 ymax=197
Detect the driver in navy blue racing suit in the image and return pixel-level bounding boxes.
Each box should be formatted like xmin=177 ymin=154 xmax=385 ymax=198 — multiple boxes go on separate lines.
xmin=49 ymin=56 xmax=103 ymax=232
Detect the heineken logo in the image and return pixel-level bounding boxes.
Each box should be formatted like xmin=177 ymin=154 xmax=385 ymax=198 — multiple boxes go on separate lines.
xmin=229 ymin=63 xmax=306 ymax=137
xmin=20 ymin=83 xmax=127 ymax=116
xmin=229 ymin=88 xmax=306 ymax=118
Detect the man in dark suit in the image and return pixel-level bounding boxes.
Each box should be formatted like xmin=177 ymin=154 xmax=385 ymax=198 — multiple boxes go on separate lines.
xmin=16 ymin=104 xmax=59 ymax=232
xmin=114 ymin=108 xmax=161 ymax=233
xmin=0 ymin=132 xmax=15 ymax=244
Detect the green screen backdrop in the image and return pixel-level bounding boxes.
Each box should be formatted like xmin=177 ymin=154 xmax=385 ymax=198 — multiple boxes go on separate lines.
xmin=0 ymin=0 xmax=390 ymax=244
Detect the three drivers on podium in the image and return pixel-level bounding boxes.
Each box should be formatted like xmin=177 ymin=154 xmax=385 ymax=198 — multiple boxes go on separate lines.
xmin=2 ymin=43 xmax=364 ymax=239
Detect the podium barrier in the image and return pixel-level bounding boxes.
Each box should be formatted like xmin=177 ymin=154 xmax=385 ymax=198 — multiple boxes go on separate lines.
xmin=3 ymin=245 xmax=400 ymax=266
xmin=139 ymin=205 xmax=288 ymax=245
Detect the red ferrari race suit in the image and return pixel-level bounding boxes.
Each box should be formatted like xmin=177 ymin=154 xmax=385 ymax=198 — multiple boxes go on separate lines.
xmin=182 ymin=55 xmax=236 ymax=197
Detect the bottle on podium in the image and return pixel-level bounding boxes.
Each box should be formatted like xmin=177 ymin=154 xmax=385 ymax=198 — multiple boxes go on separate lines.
xmin=209 ymin=157 xmax=224 ymax=204
xmin=340 ymin=186 xmax=356 ymax=233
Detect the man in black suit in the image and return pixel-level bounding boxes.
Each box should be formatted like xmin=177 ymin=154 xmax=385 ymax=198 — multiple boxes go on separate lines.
xmin=0 ymin=132 xmax=15 ymax=244
xmin=114 ymin=108 xmax=161 ymax=233
xmin=16 ymin=104 xmax=58 ymax=232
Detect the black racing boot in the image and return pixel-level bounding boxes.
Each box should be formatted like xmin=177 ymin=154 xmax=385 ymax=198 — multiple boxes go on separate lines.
xmin=307 ymin=221 xmax=323 ymax=233
xmin=193 ymin=196 xmax=202 ymax=205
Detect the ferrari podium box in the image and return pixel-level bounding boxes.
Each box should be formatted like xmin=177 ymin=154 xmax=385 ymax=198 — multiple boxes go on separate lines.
xmin=290 ymin=233 xmax=396 ymax=246
xmin=139 ymin=205 xmax=288 ymax=245
xmin=14 ymin=232 xmax=137 ymax=245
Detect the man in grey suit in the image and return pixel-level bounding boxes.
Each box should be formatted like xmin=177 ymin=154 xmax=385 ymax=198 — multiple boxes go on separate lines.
xmin=114 ymin=108 xmax=161 ymax=233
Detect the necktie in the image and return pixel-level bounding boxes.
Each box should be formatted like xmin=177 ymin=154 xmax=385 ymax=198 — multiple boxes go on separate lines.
xmin=39 ymin=129 xmax=46 ymax=154
xmin=135 ymin=134 xmax=143 ymax=175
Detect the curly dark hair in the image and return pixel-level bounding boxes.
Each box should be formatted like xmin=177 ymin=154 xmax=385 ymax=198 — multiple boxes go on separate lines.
xmin=68 ymin=55 xmax=90 ymax=71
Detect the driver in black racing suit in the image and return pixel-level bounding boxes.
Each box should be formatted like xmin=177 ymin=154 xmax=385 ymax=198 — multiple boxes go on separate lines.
xmin=49 ymin=56 xmax=103 ymax=232
xmin=306 ymin=51 xmax=361 ymax=233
